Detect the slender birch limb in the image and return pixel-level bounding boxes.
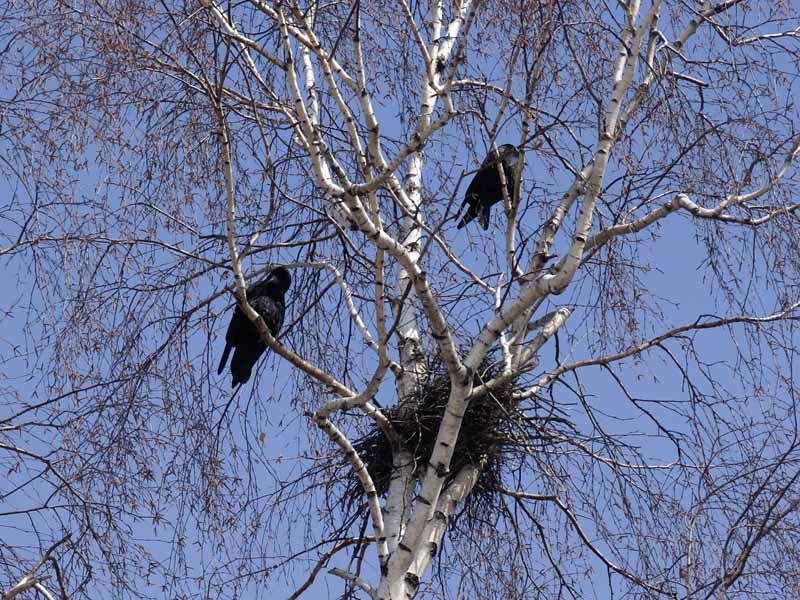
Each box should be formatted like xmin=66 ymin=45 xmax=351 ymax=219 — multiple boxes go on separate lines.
xmin=315 ymin=246 xmax=399 ymax=436
xmin=193 ymin=7 xmax=336 ymax=196
xmin=312 ymin=0 xmax=415 ymax=214
xmin=295 ymin=6 xmax=368 ymax=174
xmin=1 ymin=574 xmax=53 ymax=600
xmin=34 ymin=584 xmax=56 ymax=600
xmin=198 ymin=0 xmax=284 ymax=68
xmin=584 ymin=148 xmax=800 ymax=254
xmin=306 ymin=412 xmax=388 ymax=568
xmin=712 ymin=134 xmax=800 ymax=211
xmin=495 ymin=277 xmax=513 ymax=373
xmin=527 ymin=0 xmax=662 ymax=282
xmin=275 ymin=6 xmax=348 ymax=187
xmin=618 ymin=0 xmax=730 ymax=130
xmin=734 ymin=28 xmax=800 ymax=46
xmin=419 ymin=225 xmax=493 ymax=292
xmin=508 ymin=307 xmax=569 ymax=382
xmin=251 ymin=0 xmax=358 ymax=89
xmin=0 ymin=535 xmax=70 ymax=600
xmin=398 ymin=0 xmax=433 ymax=70
xmin=301 ymin=257 xmax=397 ymax=420
xmin=351 ymin=106 xmax=459 ymax=197
xmin=506 ymin=2 xmax=557 ymax=369
xmin=329 ymin=193 xmax=463 ymax=373
xmin=287 ymin=538 xmax=373 ymax=600
xmin=299 ymin=261 xmax=389 ymax=360
xmin=527 ymin=308 xmax=571 ymax=332
xmin=328 ymin=568 xmax=376 ymax=598
xmin=515 ymin=0 xmax=645 ymax=282
xmin=351 ymin=0 xmax=477 ymax=200
xmin=528 ymin=163 xmax=593 ymax=276
xmin=277 ymin=8 xmax=357 ymax=228
xmin=257 ymin=327 xmax=357 ymax=396
xmin=470 ymin=307 xmax=570 ymax=398
xmin=516 ymin=298 xmax=800 ymax=400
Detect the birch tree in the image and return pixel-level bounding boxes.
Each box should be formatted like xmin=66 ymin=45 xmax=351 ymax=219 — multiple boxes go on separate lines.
xmin=2 ymin=0 xmax=800 ymax=598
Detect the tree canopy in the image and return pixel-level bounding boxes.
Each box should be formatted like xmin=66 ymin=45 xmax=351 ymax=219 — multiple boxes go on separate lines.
xmin=2 ymin=1 xmax=800 ymax=598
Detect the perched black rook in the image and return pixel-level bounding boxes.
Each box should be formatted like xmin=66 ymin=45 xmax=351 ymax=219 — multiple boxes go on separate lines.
xmin=457 ymin=144 xmax=520 ymax=230
xmin=217 ymin=266 xmax=291 ymax=387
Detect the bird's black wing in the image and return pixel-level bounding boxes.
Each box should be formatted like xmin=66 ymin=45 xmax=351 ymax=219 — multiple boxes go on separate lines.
xmin=217 ymin=283 xmax=263 ymax=376
xmin=457 ymin=170 xmax=490 ymax=228
xmin=227 ymin=294 xmax=285 ymax=387
xmin=217 ymin=306 xmax=246 ymax=374
xmin=229 ymin=338 xmax=265 ymax=387
xmin=477 ymin=203 xmax=492 ymax=230
xmin=218 ymin=275 xmax=288 ymax=386
xmin=250 ymin=294 xmax=285 ymax=337
xmin=217 ymin=343 xmax=232 ymax=375
xmin=503 ymin=162 xmax=517 ymax=199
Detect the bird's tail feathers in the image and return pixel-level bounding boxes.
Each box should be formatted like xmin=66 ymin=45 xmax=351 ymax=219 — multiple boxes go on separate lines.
xmin=479 ymin=206 xmax=491 ymax=230
xmin=217 ymin=344 xmax=231 ymax=375
xmin=456 ymin=195 xmax=475 ymax=229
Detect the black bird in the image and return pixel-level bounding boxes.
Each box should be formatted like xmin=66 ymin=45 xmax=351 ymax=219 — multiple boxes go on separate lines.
xmin=457 ymin=144 xmax=520 ymax=230
xmin=217 ymin=266 xmax=291 ymax=387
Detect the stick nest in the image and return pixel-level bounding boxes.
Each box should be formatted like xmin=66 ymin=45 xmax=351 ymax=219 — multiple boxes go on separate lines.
xmin=343 ymin=354 xmax=529 ymax=524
